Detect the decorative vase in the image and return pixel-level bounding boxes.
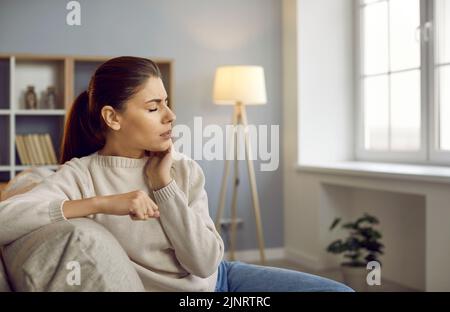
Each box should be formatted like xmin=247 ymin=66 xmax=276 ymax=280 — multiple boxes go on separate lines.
xmin=341 ymin=265 xmax=369 ymax=292
xmin=44 ymin=86 xmax=57 ymax=109
xmin=25 ymin=86 xmax=38 ymax=109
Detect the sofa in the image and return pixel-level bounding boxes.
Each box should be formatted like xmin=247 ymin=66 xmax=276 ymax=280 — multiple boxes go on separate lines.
xmin=0 ymin=168 xmax=145 ymax=291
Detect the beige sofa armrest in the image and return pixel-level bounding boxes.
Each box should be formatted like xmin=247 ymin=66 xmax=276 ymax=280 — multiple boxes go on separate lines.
xmin=2 ymin=218 xmax=144 ymax=291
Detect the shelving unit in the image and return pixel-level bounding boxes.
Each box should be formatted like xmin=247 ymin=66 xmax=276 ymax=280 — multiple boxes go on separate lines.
xmin=0 ymin=54 xmax=174 ymax=183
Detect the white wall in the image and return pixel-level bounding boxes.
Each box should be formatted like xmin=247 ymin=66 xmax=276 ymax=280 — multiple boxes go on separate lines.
xmin=282 ymin=0 xmax=355 ymax=271
xmin=321 ymin=184 xmax=426 ymax=290
xmin=0 ymin=0 xmax=284 ymax=251
xmin=297 ymin=0 xmax=355 ymax=164
xmin=283 ymin=0 xmax=450 ymax=291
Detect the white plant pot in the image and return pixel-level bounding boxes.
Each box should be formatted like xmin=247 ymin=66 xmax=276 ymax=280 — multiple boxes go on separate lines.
xmin=341 ymin=265 xmax=368 ymax=292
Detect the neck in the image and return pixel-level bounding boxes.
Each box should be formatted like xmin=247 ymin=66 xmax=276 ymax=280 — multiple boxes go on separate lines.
xmin=98 ymin=142 xmax=145 ymax=159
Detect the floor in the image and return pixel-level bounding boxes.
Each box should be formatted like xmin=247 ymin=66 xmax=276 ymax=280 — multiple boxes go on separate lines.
xmin=248 ymin=258 xmax=420 ymax=292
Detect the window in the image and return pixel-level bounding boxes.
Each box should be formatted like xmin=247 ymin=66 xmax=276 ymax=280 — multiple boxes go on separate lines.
xmin=357 ymin=0 xmax=450 ymax=165
xmin=434 ymin=0 xmax=450 ymax=160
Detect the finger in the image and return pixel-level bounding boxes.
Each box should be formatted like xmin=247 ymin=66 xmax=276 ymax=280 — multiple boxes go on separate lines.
xmin=143 ymin=193 xmax=156 ymax=210
xmin=153 ymin=203 xmax=159 ymax=214
xmin=150 ymin=198 xmax=159 ymax=213
xmin=145 ymin=158 xmax=155 ymax=174
xmin=151 ymin=204 xmax=160 ymax=218
xmin=159 ymin=154 xmax=172 ymax=169
xmin=151 ymin=199 xmax=159 ymax=211
xmin=141 ymin=196 xmax=153 ymax=219
xmin=146 ymin=207 xmax=154 ymax=217
xmin=146 ymin=202 xmax=158 ymax=218
xmin=134 ymin=208 xmax=146 ymax=220
xmin=144 ymin=201 xmax=157 ymax=219
xmin=147 ymin=157 xmax=161 ymax=173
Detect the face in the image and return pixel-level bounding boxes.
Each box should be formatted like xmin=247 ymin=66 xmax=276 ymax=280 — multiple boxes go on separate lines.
xmin=113 ymin=77 xmax=176 ymax=154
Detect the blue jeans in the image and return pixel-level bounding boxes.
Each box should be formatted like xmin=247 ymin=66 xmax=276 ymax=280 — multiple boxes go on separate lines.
xmin=215 ymin=260 xmax=354 ymax=292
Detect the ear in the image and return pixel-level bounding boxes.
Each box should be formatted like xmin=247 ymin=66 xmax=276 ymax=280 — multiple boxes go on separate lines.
xmin=101 ymin=105 xmax=121 ymax=131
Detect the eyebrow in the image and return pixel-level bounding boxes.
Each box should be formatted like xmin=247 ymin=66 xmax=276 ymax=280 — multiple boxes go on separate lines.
xmin=145 ymin=97 xmax=169 ymax=104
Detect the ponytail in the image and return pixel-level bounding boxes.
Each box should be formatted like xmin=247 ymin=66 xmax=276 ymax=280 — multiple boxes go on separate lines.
xmin=59 ymin=91 xmax=105 ymax=163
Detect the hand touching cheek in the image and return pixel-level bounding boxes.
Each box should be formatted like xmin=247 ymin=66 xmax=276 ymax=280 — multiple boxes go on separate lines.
xmin=145 ymin=143 xmax=173 ymax=191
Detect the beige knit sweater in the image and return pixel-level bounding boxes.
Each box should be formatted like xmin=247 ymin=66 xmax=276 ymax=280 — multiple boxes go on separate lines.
xmin=0 ymin=151 xmax=224 ymax=291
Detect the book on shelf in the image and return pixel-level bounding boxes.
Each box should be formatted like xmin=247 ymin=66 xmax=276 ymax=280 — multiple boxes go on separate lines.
xmin=32 ymin=134 xmax=45 ymax=165
xmin=15 ymin=133 xmax=58 ymax=166
xmin=15 ymin=135 xmax=28 ymax=165
xmin=44 ymin=133 xmax=58 ymax=164
xmin=39 ymin=134 xmax=51 ymax=165
xmin=27 ymin=134 xmax=39 ymax=165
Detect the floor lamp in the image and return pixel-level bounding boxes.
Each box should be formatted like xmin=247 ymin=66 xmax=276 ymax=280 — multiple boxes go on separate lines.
xmin=213 ymin=66 xmax=267 ymax=264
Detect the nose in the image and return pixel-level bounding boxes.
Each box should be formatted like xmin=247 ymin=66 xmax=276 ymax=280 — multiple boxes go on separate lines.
xmin=164 ymin=106 xmax=176 ymax=124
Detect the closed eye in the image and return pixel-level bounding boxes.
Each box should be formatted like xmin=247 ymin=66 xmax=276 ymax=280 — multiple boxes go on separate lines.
xmin=148 ymin=108 xmax=158 ymax=112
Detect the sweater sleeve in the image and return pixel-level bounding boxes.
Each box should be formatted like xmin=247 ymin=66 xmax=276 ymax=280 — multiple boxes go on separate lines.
xmin=0 ymin=159 xmax=90 ymax=246
xmin=152 ymin=160 xmax=224 ymax=278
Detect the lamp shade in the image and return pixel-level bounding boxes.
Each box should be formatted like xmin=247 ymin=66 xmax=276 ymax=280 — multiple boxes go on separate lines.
xmin=213 ymin=66 xmax=267 ymax=105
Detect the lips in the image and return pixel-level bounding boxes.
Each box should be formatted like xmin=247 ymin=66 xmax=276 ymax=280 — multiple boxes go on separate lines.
xmin=160 ymin=130 xmax=172 ymax=137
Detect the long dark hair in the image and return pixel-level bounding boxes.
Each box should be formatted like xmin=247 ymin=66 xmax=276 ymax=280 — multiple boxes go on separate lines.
xmin=60 ymin=56 xmax=161 ymax=163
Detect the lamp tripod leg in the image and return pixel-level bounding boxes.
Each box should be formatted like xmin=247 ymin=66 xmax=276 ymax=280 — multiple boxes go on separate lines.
xmin=241 ymin=105 xmax=266 ymax=264
xmin=215 ymin=107 xmax=237 ymax=236
xmin=229 ymin=120 xmax=239 ymax=261
xmin=215 ymin=158 xmax=230 ymax=236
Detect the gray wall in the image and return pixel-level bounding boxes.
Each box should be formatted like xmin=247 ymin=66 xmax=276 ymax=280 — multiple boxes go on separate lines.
xmin=0 ymin=0 xmax=283 ymax=250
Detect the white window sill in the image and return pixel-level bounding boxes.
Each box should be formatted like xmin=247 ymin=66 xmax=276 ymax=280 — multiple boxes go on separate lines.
xmin=297 ymin=161 xmax=450 ymax=184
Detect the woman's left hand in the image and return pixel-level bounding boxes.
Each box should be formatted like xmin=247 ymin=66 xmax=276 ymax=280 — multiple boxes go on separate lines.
xmin=145 ymin=143 xmax=173 ymax=191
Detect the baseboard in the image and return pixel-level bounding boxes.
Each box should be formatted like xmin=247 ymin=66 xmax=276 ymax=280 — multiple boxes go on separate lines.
xmin=284 ymin=248 xmax=327 ymax=271
xmin=223 ymin=247 xmax=285 ymax=263
xmin=222 ymin=247 xmax=329 ymax=272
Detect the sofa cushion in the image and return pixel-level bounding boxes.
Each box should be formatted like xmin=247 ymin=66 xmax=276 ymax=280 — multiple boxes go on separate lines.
xmin=0 ymin=249 xmax=11 ymax=292
xmin=2 ymin=218 xmax=145 ymax=291
xmin=0 ymin=167 xmax=55 ymax=202
xmin=0 ymin=168 xmax=54 ymax=292
xmin=0 ymin=167 xmax=53 ymax=292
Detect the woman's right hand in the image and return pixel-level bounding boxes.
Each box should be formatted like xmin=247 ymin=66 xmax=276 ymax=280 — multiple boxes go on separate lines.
xmin=97 ymin=190 xmax=160 ymax=220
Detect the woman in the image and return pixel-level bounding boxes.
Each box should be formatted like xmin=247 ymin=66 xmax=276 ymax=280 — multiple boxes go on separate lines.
xmin=0 ymin=56 xmax=353 ymax=292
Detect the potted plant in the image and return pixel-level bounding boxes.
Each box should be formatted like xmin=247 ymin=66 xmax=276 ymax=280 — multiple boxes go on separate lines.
xmin=326 ymin=213 xmax=384 ymax=291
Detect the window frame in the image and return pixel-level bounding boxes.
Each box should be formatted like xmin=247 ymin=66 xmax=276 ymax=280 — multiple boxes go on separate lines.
xmin=355 ymin=0 xmax=450 ymax=166
xmin=429 ymin=0 xmax=450 ymax=164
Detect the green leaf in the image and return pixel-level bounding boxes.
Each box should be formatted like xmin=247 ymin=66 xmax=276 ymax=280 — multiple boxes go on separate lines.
xmin=342 ymin=222 xmax=357 ymax=230
xmin=327 ymin=240 xmax=344 ymax=253
xmin=329 ymin=218 xmax=341 ymax=231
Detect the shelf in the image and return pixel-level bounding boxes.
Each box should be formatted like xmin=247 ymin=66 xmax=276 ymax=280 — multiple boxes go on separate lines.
xmin=14 ymin=59 xmax=65 ymax=110
xmin=0 ymin=165 xmax=59 ymax=172
xmin=15 ymin=165 xmax=58 ymax=171
xmin=0 ymin=57 xmax=10 ymax=110
xmin=0 ymin=166 xmax=10 ymax=172
xmin=15 ymin=115 xmax=64 ymax=165
xmin=0 ymin=116 xmax=10 ymax=166
xmin=15 ymin=109 xmax=66 ymax=115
